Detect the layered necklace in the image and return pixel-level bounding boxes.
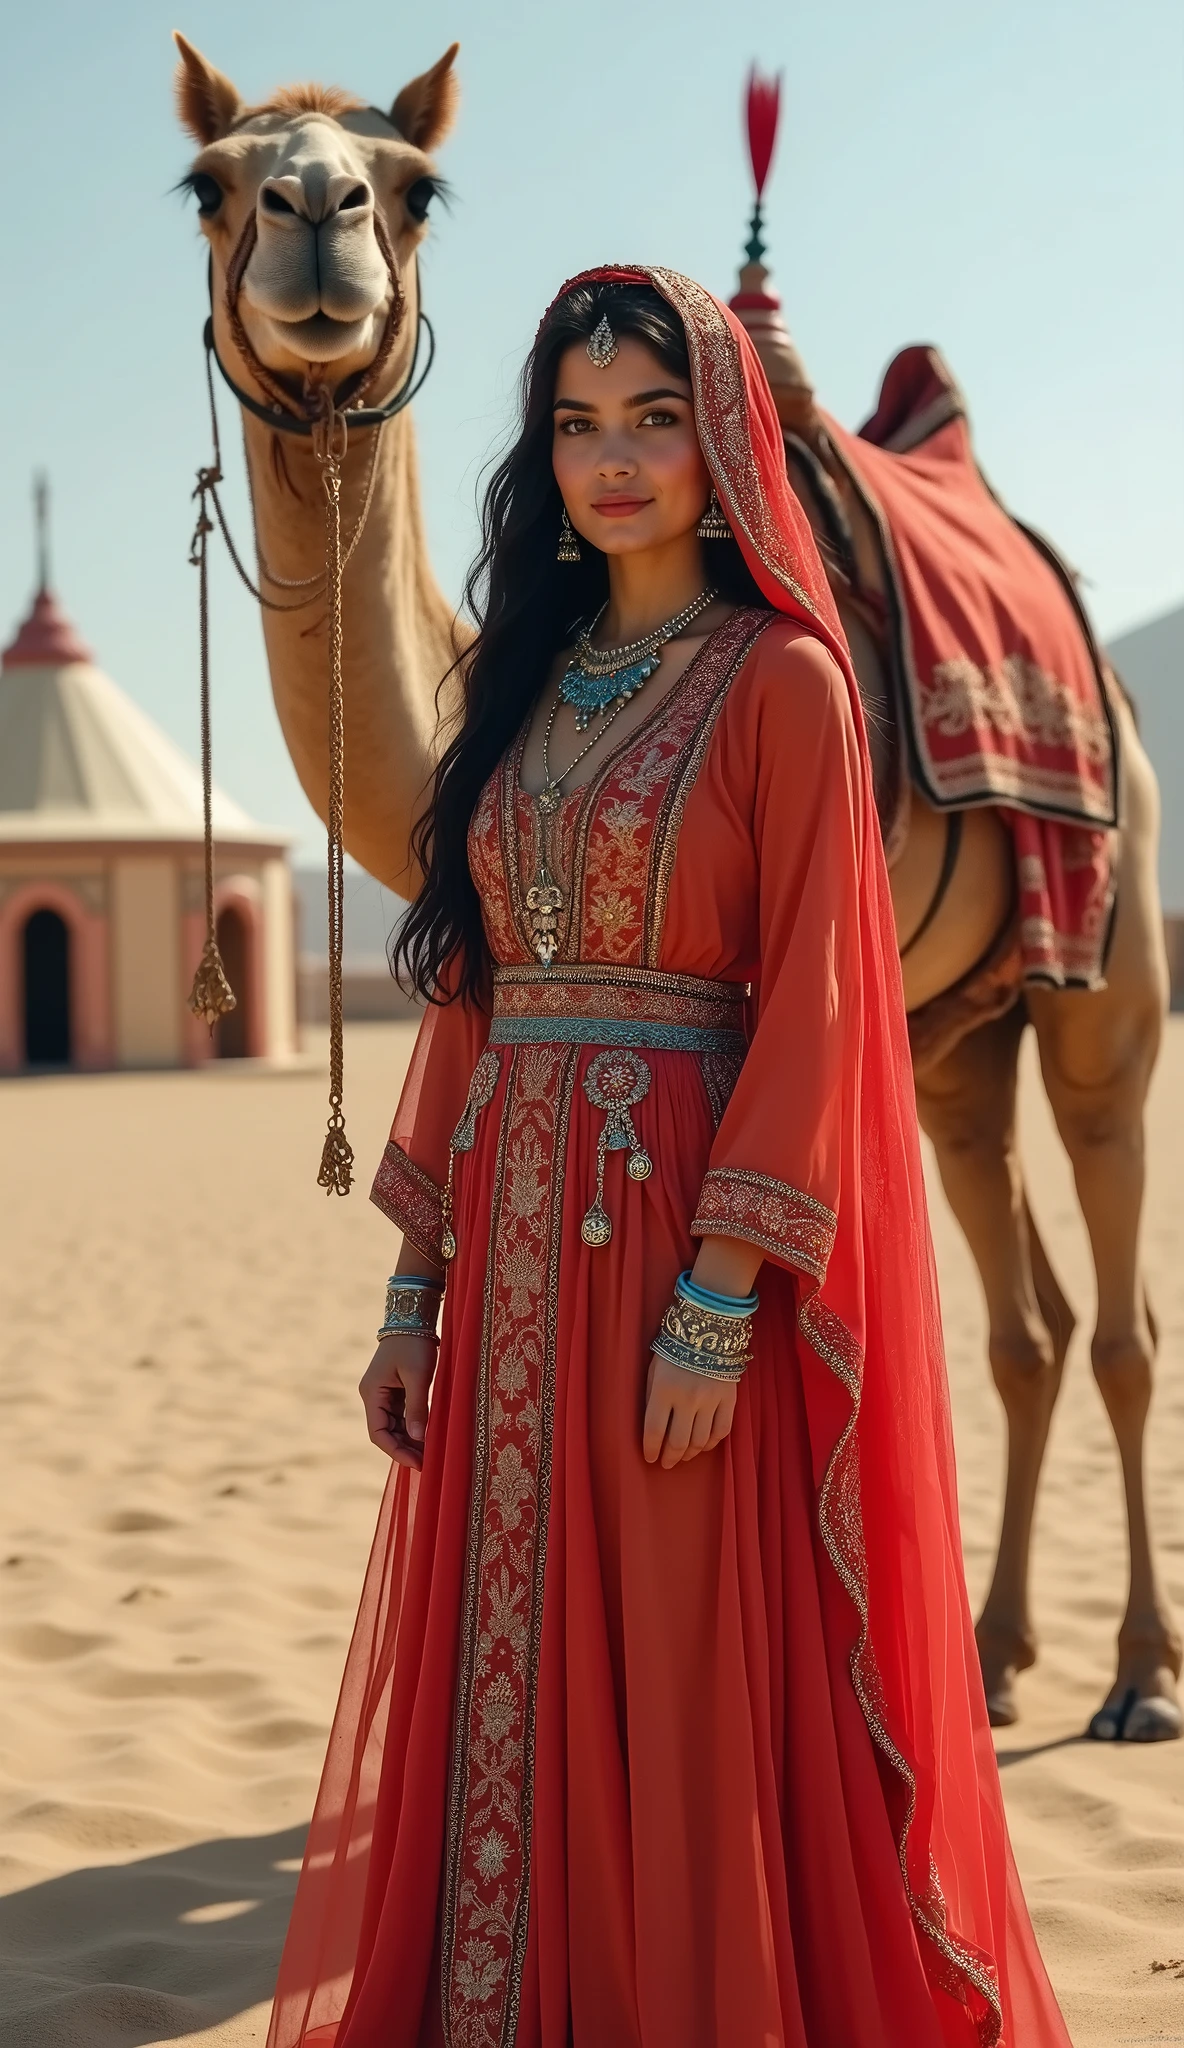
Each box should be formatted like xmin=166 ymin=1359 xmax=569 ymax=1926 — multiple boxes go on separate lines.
xmin=526 ymin=586 xmax=716 ymax=967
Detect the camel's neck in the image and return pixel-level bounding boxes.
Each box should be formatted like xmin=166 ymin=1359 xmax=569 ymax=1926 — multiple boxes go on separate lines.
xmin=241 ymin=404 xmax=461 ymax=893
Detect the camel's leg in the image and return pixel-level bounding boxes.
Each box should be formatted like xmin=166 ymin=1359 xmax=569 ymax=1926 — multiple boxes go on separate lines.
xmin=915 ymin=1001 xmax=1076 ymax=1726
xmin=1026 ymin=704 xmax=1181 ymax=1741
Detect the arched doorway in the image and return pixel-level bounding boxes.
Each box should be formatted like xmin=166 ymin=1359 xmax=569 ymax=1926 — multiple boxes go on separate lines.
xmin=214 ymin=904 xmax=250 ymax=1059
xmin=23 ymin=909 xmax=72 ymax=1066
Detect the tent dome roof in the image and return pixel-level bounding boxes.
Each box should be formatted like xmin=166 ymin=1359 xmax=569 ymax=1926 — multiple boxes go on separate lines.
xmin=0 ymin=587 xmax=287 ymax=849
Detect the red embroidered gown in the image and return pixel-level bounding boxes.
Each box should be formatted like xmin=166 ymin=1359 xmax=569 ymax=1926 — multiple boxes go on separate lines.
xmin=268 ymin=270 xmax=1072 ymax=2048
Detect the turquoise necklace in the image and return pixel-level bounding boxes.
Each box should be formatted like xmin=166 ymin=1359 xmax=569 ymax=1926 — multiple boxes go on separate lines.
xmin=559 ymin=586 xmax=718 ymax=732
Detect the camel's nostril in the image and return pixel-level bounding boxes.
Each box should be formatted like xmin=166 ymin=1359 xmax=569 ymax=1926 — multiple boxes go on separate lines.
xmin=261 ymin=188 xmax=299 ymax=217
xmin=339 ymin=186 xmax=369 ymax=212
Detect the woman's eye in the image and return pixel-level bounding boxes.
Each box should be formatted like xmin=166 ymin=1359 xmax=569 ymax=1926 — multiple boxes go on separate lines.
xmin=557 ymin=417 xmax=594 ymax=435
xmin=640 ymin=409 xmax=678 ymax=427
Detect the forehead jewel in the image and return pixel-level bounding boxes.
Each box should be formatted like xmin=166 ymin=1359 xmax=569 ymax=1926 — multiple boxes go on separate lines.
xmin=586 ymin=314 xmax=618 ymax=369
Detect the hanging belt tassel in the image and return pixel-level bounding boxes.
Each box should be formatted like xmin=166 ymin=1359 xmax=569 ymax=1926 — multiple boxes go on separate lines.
xmin=580 ymin=1049 xmax=653 ymax=1247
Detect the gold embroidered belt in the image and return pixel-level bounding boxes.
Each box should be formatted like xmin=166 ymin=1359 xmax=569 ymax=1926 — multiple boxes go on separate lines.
xmin=489 ymin=964 xmax=749 ymax=1053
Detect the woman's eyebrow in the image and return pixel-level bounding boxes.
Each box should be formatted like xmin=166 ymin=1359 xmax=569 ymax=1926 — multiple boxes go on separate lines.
xmin=626 ymin=387 xmax=690 ymax=406
xmin=552 ymin=396 xmax=597 ymax=413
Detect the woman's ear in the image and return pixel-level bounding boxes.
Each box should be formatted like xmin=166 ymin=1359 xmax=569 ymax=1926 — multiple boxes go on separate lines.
xmin=390 ymin=44 xmax=460 ymax=151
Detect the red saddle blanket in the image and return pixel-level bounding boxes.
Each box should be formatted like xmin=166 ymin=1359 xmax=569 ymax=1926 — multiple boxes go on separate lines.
xmin=825 ymin=346 xmax=1118 ymax=988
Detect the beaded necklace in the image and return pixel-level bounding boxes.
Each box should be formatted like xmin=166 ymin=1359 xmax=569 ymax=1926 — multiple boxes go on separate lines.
xmin=559 ymin=585 xmax=717 ymax=731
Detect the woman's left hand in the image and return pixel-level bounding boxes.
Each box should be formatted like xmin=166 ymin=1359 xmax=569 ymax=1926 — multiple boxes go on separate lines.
xmin=642 ymin=1351 xmax=737 ymax=1470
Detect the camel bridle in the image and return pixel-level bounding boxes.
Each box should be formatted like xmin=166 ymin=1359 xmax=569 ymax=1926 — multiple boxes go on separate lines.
xmin=188 ymin=207 xmax=436 ymax=1196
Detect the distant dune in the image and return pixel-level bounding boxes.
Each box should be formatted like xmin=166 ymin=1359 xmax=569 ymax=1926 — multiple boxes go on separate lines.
xmin=1108 ymin=603 xmax=1184 ymax=910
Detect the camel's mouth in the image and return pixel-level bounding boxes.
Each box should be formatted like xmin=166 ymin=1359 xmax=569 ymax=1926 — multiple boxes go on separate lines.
xmin=263 ymin=307 xmax=379 ymax=365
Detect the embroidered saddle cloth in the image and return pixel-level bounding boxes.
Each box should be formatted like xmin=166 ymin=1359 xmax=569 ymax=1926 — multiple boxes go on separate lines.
xmin=826 ymin=346 xmax=1119 ymax=986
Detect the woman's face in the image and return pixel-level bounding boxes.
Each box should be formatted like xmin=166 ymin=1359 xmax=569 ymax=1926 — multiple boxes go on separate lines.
xmin=551 ymin=335 xmax=712 ymax=557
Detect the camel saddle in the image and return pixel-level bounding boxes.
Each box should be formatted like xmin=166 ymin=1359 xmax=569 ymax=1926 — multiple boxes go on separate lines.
xmin=821 ymin=346 xmax=1120 ymax=994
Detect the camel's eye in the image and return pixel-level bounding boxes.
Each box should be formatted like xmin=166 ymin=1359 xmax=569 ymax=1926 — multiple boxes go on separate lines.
xmin=403 ymin=176 xmax=439 ymax=223
xmin=190 ymin=172 xmax=224 ymax=218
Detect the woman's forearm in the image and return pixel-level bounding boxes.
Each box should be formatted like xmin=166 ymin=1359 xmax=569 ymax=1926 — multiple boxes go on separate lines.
xmin=689 ymin=1235 xmax=764 ymax=1301
xmin=395 ymin=1237 xmax=446 ymax=1288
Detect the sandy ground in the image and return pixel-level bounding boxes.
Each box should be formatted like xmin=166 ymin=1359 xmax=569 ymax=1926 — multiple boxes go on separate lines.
xmin=1 ymin=1020 xmax=1182 ymax=2048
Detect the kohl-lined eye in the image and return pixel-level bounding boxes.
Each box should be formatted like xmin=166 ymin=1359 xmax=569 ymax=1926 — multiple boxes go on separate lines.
xmin=639 ymin=409 xmax=679 ymax=427
xmin=189 ymin=172 xmax=223 ymax=218
xmin=557 ymin=417 xmax=596 ymax=435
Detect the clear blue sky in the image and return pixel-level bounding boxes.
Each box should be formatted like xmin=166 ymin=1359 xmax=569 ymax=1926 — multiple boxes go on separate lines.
xmin=1 ymin=0 xmax=1180 ymax=857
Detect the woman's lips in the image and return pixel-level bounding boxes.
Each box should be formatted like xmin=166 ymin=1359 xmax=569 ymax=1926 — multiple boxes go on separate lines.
xmin=591 ymin=497 xmax=652 ymax=518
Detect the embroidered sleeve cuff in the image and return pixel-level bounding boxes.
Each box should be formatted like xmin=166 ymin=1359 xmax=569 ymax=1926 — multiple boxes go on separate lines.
xmin=370 ymin=1141 xmax=446 ymax=1264
xmin=691 ymin=1166 xmax=836 ymax=1279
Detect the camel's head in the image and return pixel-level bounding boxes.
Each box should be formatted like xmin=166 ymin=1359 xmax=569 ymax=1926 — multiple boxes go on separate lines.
xmin=174 ymin=35 xmax=458 ymax=399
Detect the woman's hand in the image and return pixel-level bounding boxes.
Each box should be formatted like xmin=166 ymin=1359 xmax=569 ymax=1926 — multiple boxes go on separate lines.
xmin=359 ymin=1333 xmax=438 ymax=1468
xmin=642 ymin=1351 xmax=738 ymax=1470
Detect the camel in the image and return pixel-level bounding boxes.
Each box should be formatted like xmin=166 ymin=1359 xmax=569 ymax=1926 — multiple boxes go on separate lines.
xmin=173 ymin=32 xmax=466 ymax=896
xmin=173 ymin=40 xmax=1180 ymax=1739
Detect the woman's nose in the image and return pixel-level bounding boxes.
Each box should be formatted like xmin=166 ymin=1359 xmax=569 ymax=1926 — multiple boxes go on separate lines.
xmin=596 ymin=436 xmax=638 ymax=479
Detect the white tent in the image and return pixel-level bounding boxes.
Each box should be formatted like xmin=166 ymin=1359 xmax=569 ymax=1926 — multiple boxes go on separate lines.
xmin=0 ymin=587 xmax=295 ymax=1070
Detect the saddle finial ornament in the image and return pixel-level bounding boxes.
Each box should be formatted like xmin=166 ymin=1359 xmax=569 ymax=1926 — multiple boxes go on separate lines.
xmin=587 ymin=315 xmax=618 ymax=369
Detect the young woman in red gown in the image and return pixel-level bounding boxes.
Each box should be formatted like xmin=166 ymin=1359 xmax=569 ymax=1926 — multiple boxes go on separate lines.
xmin=268 ymin=267 xmax=1073 ymax=2048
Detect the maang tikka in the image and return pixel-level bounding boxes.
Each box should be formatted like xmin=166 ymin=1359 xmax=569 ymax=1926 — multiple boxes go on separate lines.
xmin=586 ymin=314 xmax=618 ymax=369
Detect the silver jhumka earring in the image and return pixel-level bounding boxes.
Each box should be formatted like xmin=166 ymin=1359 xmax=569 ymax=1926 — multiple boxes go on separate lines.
xmin=696 ymin=488 xmax=732 ymax=541
xmin=586 ymin=314 xmax=618 ymax=369
xmin=557 ymin=507 xmax=581 ymax=563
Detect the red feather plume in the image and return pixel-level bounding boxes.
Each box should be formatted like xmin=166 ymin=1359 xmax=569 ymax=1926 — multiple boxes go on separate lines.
xmin=745 ymin=65 xmax=782 ymax=200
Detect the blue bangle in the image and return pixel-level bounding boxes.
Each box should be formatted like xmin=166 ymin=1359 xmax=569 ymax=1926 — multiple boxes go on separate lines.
xmin=676 ymin=1269 xmax=759 ymax=1317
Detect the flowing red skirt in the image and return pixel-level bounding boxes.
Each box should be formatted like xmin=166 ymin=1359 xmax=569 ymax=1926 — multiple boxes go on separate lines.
xmin=270 ymin=1048 xmax=991 ymax=2048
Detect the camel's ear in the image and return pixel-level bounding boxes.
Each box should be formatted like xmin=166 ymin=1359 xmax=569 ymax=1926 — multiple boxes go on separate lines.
xmin=390 ymin=44 xmax=460 ymax=152
xmin=173 ymin=32 xmax=243 ymax=144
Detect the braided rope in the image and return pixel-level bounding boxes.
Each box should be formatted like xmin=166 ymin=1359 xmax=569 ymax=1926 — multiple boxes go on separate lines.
xmin=314 ymin=402 xmax=354 ymax=1196
xmin=186 ymin=467 xmax=236 ymax=1032
xmin=187 ymin=204 xmax=407 ymax=1176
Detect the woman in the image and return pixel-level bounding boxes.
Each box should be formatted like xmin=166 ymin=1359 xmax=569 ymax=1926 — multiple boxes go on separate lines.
xmin=269 ymin=268 xmax=1071 ymax=2048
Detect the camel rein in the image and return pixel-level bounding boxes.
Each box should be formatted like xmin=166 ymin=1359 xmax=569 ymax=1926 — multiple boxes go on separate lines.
xmin=187 ymin=213 xmax=434 ymax=1195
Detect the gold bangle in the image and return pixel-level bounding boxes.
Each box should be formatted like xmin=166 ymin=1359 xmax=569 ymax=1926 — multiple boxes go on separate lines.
xmin=377 ymin=1275 xmax=443 ymax=1342
xmin=650 ymin=1291 xmax=754 ymax=1382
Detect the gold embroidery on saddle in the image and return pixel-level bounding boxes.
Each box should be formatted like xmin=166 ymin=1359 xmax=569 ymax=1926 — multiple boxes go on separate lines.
xmin=579 ymin=1048 xmax=653 ymax=1247
xmin=441 ymin=1047 xmax=501 ymax=1259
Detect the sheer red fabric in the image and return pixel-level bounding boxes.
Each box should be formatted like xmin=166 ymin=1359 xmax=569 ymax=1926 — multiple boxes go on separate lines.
xmin=267 ymin=270 xmax=1070 ymax=2048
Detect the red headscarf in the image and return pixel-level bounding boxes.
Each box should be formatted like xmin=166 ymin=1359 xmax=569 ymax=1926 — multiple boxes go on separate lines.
xmin=540 ymin=267 xmax=1068 ymax=2048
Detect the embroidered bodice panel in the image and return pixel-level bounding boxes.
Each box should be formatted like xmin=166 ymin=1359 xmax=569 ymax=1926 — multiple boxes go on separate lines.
xmin=468 ymin=608 xmax=771 ymax=972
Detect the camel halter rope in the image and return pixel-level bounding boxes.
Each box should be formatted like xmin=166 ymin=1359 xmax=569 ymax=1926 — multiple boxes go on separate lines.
xmin=188 ymin=211 xmax=434 ymax=1195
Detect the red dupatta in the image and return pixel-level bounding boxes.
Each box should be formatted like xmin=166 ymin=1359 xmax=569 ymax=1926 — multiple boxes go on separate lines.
xmin=547 ymin=266 xmax=1059 ymax=2047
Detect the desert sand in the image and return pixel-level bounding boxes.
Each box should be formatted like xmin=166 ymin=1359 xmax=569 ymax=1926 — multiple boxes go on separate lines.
xmin=1 ymin=1020 xmax=1182 ymax=2048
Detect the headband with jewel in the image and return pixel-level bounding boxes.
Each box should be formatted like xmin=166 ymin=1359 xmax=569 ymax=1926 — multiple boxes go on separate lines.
xmin=586 ymin=314 xmax=618 ymax=368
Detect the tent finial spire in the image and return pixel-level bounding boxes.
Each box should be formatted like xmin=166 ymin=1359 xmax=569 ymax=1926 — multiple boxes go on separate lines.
xmin=34 ymin=472 xmax=51 ymax=595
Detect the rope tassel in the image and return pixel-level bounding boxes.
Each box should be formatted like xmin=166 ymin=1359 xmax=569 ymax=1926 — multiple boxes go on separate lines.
xmin=187 ymin=470 xmax=236 ymax=1032
xmin=313 ymin=402 xmax=353 ymax=1196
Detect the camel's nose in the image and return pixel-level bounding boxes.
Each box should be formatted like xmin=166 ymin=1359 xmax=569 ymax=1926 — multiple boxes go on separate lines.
xmin=258 ymin=169 xmax=373 ymax=226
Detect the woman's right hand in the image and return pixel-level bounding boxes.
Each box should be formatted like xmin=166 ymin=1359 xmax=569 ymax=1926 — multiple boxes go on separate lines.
xmin=359 ymin=1333 xmax=438 ymax=1468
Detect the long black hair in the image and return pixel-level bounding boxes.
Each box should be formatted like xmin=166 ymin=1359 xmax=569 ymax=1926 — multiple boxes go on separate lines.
xmin=393 ymin=281 xmax=768 ymax=1006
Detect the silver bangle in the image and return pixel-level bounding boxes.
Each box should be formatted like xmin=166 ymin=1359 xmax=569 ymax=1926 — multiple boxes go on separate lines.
xmin=377 ymin=1274 xmax=443 ymax=1343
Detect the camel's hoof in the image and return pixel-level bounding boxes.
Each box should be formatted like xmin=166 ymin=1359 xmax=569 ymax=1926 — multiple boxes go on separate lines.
xmin=976 ymin=1624 xmax=1034 ymax=1728
xmin=1087 ymin=1686 xmax=1183 ymax=1743
xmin=985 ymin=1685 xmax=1020 ymax=1729
xmin=1123 ymin=1697 xmax=1182 ymax=1742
